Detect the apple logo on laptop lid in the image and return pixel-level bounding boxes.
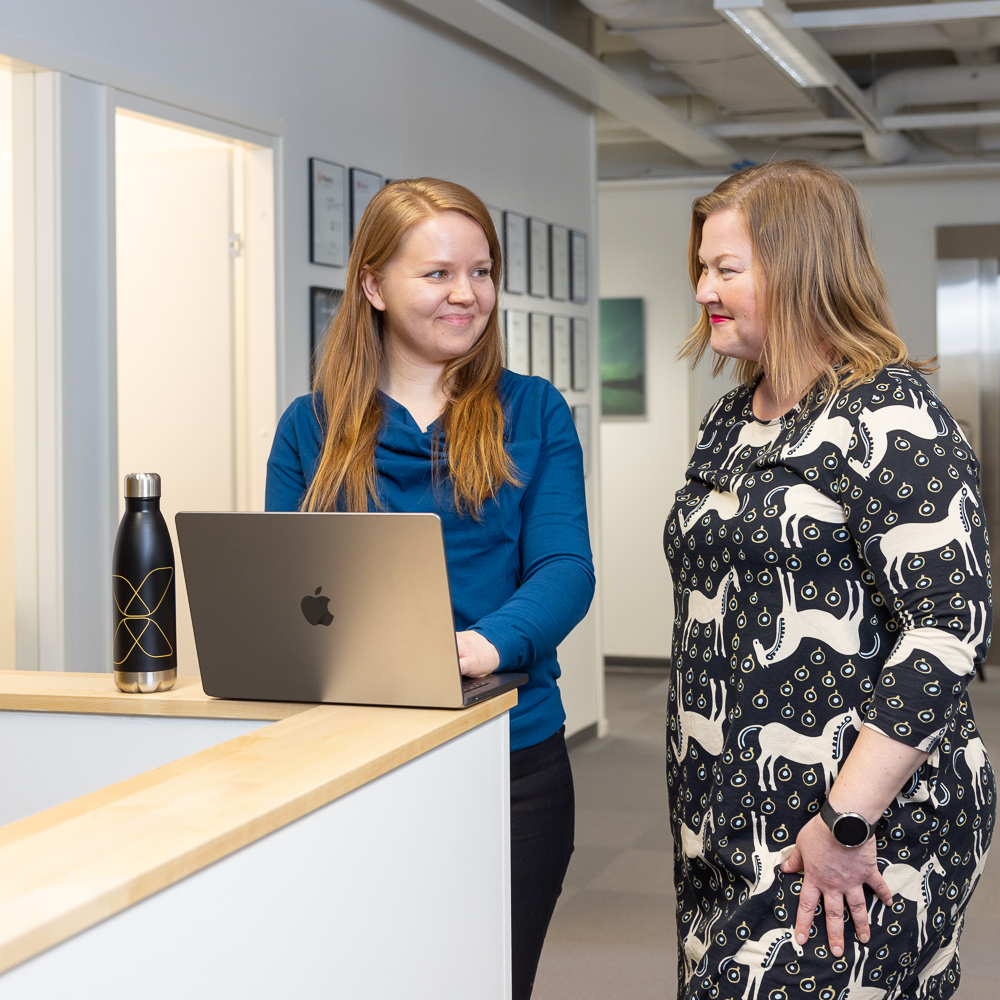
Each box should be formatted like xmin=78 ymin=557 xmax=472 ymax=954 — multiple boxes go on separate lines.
xmin=301 ymin=586 xmax=334 ymax=627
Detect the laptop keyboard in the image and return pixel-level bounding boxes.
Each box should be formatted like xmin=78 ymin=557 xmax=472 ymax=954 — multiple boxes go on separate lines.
xmin=462 ymin=678 xmax=490 ymax=693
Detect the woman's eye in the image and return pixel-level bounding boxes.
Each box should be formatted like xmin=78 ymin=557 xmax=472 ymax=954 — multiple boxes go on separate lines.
xmin=473 ymin=268 xmax=491 ymax=278
xmin=426 ymin=270 xmax=448 ymax=279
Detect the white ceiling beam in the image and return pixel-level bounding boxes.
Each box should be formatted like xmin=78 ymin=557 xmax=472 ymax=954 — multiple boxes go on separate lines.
xmin=704 ymin=109 xmax=1000 ymax=136
xmin=706 ymin=118 xmax=863 ymax=136
xmin=714 ymin=0 xmax=881 ymax=130
xmin=884 ymin=108 xmax=1000 ymax=129
xmin=795 ymin=1 xmax=1000 ymax=31
xmin=396 ymin=0 xmax=735 ymax=167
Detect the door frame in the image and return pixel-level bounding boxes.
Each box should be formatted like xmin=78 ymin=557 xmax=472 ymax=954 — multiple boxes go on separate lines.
xmin=12 ymin=61 xmax=284 ymax=673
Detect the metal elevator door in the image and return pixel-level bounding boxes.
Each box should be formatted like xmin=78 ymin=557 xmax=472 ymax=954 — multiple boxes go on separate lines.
xmin=936 ymin=237 xmax=1000 ymax=615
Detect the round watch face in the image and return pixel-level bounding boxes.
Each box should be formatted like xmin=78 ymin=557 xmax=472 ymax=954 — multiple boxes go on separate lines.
xmin=833 ymin=814 xmax=870 ymax=848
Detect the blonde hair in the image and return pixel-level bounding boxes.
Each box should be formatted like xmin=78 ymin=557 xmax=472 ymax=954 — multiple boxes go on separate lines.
xmin=679 ymin=158 xmax=934 ymax=399
xmin=304 ymin=177 xmax=519 ymax=515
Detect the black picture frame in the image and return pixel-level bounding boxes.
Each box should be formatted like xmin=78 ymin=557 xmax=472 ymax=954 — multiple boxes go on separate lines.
xmin=309 ymin=158 xmax=347 ymax=268
xmin=528 ymin=218 xmax=549 ymax=298
xmin=570 ymin=230 xmax=589 ymax=304
xmin=310 ymin=286 xmax=344 ymax=382
xmin=504 ymin=211 xmax=528 ymax=295
xmin=350 ymin=167 xmax=383 ymax=238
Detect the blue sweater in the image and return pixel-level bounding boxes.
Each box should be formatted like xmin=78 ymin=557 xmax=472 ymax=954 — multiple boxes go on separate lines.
xmin=265 ymin=371 xmax=595 ymax=751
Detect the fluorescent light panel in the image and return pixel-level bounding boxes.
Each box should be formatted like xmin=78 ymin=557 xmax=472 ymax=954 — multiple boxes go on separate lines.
xmin=721 ymin=6 xmax=832 ymax=88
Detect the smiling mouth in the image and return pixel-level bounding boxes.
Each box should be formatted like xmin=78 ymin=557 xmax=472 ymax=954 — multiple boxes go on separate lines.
xmin=710 ymin=314 xmax=733 ymax=324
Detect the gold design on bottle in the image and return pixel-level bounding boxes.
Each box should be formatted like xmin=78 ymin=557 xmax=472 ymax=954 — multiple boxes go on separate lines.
xmin=112 ymin=566 xmax=174 ymax=665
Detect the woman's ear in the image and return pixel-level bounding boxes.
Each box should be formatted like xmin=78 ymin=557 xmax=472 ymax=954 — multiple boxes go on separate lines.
xmin=360 ymin=267 xmax=386 ymax=312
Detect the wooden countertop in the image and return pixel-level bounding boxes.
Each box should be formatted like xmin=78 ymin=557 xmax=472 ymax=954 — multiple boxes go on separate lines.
xmin=0 ymin=670 xmax=313 ymax=720
xmin=0 ymin=672 xmax=516 ymax=974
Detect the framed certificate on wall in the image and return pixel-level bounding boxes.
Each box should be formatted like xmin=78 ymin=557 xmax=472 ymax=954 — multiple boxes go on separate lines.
xmin=570 ymin=230 xmax=588 ymax=303
xmin=350 ymin=167 xmax=382 ymax=238
xmin=505 ymin=310 xmax=530 ymax=375
xmin=310 ymin=286 xmax=344 ymax=381
xmin=572 ymin=317 xmax=589 ymax=391
xmin=487 ymin=206 xmax=503 ymax=243
xmin=309 ymin=159 xmax=347 ymax=267
xmin=487 ymin=206 xmax=504 ymax=286
xmin=550 ymin=225 xmax=570 ymax=301
xmin=530 ymin=313 xmax=552 ymax=381
xmin=551 ymin=315 xmax=572 ymax=391
xmin=504 ymin=212 xmax=528 ymax=295
xmin=529 ymin=219 xmax=549 ymax=298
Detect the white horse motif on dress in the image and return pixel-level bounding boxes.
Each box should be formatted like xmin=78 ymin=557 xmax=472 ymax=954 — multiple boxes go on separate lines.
xmin=765 ymin=483 xmax=847 ymax=548
xmin=744 ymin=812 xmax=794 ymax=898
xmin=672 ymin=673 xmax=727 ymax=762
xmin=680 ymin=806 xmax=717 ymax=868
xmin=870 ymin=855 xmax=946 ymax=951
xmin=865 ymin=483 xmax=982 ymax=593
xmin=682 ymin=906 xmax=721 ymax=983
xmin=781 ymin=395 xmax=854 ymax=460
xmin=752 ymin=570 xmax=876 ymax=666
xmin=895 ymin=751 xmax=950 ymax=809
xmin=838 ymin=943 xmax=888 ymax=999
xmin=882 ymin=601 xmax=987 ymax=687
xmin=680 ymin=478 xmax=748 ymax=536
xmin=959 ymin=826 xmax=991 ymax=907
xmin=953 ymin=735 xmax=990 ymax=808
xmin=720 ymin=420 xmax=783 ymax=470
xmin=719 ymin=927 xmax=803 ymax=1000
xmin=913 ymin=919 xmax=962 ymax=998
xmin=683 ymin=567 xmax=742 ymax=654
xmin=847 ymin=390 xmax=948 ymax=479
xmin=739 ymin=709 xmax=861 ymax=792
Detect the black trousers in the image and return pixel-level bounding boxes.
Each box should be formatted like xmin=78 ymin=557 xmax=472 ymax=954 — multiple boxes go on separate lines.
xmin=510 ymin=726 xmax=575 ymax=1000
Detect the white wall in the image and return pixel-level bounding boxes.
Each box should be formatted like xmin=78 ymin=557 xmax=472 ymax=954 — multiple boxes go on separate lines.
xmin=0 ymin=0 xmax=596 ymax=401
xmin=597 ymin=180 xmax=709 ymax=660
xmin=1 ymin=0 xmax=603 ymax=734
xmin=0 ymin=69 xmax=12 ymax=668
xmin=597 ymin=166 xmax=1000 ymax=660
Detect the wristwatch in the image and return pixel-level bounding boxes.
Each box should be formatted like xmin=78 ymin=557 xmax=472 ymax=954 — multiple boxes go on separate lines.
xmin=820 ymin=799 xmax=875 ymax=848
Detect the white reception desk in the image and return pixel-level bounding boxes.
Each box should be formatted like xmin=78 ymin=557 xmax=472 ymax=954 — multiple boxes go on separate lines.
xmin=0 ymin=672 xmax=515 ymax=998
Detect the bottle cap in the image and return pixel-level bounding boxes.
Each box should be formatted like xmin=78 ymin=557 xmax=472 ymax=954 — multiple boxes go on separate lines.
xmin=124 ymin=473 xmax=162 ymax=498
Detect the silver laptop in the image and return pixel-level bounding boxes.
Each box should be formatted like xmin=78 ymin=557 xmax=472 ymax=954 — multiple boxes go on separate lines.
xmin=175 ymin=511 xmax=527 ymax=709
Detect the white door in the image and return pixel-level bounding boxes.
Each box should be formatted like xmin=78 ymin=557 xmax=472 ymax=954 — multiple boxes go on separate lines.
xmin=116 ymin=111 xmax=273 ymax=676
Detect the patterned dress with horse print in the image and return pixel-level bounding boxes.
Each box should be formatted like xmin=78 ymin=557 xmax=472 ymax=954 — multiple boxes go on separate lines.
xmin=664 ymin=365 xmax=995 ymax=1000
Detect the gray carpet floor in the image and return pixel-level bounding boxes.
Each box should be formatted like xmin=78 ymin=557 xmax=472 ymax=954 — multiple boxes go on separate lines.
xmin=533 ymin=669 xmax=1000 ymax=1000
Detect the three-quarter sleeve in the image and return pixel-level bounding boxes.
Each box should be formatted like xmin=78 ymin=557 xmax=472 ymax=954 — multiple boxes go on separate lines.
xmin=470 ymin=384 xmax=596 ymax=670
xmin=821 ymin=373 xmax=992 ymax=751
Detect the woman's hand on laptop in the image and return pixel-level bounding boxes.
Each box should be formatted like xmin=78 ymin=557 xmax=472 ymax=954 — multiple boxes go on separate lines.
xmin=456 ymin=630 xmax=500 ymax=677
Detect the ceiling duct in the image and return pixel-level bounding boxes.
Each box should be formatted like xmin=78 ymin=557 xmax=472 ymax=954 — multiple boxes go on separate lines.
xmin=862 ymin=63 xmax=1000 ymax=162
xmin=580 ymin=0 xmax=819 ymax=114
xmin=871 ymin=62 xmax=1000 ymax=115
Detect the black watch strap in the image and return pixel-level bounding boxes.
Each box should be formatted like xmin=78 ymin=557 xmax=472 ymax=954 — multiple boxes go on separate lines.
xmin=821 ymin=799 xmax=874 ymax=848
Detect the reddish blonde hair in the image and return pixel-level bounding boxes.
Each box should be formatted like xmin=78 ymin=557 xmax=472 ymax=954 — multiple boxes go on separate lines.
xmin=304 ymin=177 xmax=518 ymax=515
xmin=679 ymin=159 xmax=933 ymax=398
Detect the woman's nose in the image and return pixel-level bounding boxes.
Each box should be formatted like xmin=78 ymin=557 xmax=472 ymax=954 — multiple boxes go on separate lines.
xmin=449 ymin=276 xmax=476 ymax=303
xmin=696 ymin=274 xmax=718 ymax=305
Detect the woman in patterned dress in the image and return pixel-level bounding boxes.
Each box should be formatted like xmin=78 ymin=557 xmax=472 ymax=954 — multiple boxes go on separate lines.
xmin=664 ymin=160 xmax=994 ymax=1000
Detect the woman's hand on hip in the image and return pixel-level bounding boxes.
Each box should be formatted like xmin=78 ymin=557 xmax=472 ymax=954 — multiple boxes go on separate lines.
xmin=781 ymin=814 xmax=892 ymax=958
xmin=456 ymin=630 xmax=501 ymax=677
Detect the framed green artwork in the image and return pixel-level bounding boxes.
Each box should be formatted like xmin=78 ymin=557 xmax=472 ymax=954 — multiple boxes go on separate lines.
xmin=600 ymin=297 xmax=645 ymax=417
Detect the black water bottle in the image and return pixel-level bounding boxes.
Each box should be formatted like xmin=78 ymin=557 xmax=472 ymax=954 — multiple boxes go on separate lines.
xmin=113 ymin=473 xmax=177 ymax=693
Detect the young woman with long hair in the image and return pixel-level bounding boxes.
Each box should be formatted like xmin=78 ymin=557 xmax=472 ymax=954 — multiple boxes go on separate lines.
xmin=266 ymin=177 xmax=594 ymax=999
xmin=665 ymin=159 xmax=992 ymax=999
